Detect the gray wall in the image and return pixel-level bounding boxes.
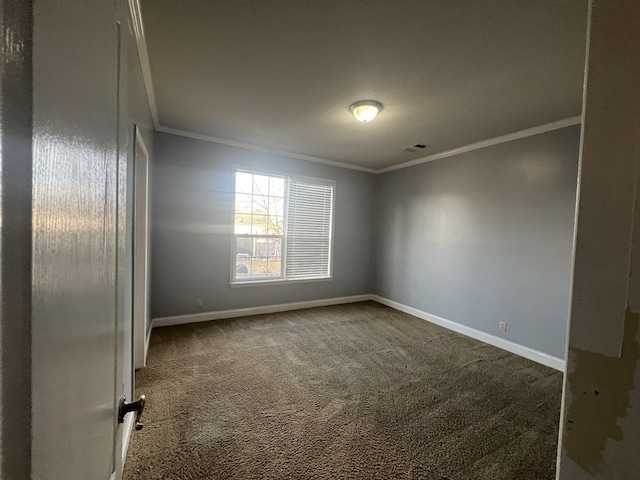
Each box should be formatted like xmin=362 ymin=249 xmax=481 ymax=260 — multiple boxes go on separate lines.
xmin=151 ymin=132 xmax=376 ymax=318
xmin=374 ymin=126 xmax=580 ymax=359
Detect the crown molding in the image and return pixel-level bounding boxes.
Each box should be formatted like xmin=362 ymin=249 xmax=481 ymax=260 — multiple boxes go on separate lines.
xmin=127 ymin=0 xmax=374 ymax=174
xmin=127 ymin=3 xmax=580 ymax=175
xmin=159 ymin=117 xmax=581 ymax=175
xmin=128 ymin=0 xmax=160 ymax=129
xmin=156 ymin=125 xmax=378 ymax=173
xmin=376 ymin=115 xmax=582 ymax=174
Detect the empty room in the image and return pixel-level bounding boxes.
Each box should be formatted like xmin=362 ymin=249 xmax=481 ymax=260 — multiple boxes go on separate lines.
xmin=2 ymin=1 xmax=640 ymax=479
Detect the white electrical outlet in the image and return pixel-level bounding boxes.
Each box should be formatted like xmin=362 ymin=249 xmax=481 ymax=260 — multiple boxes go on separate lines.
xmin=196 ymin=297 xmax=203 ymax=307
xmin=499 ymin=321 xmax=507 ymax=332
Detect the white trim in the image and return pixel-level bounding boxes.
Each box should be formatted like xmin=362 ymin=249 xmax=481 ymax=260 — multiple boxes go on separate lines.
xmin=230 ymin=277 xmax=333 ymax=288
xmin=133 ymin=127 xmax=150 ymax=370
xmin=127 ymin=0 xmax=160 ymax=129
xmin=557 ymin=7 xmax=592 ymax=476
xmin=156 ymin=117 xmax=580 ymax=175
xmin=121 ymin=414 xmax=134 ymax=468
xmin=156 ymin=125 xmax=377 ymax=173
xmin=151 ymin=294 xmax=373 ymax=328
xmin=370 ymin=295 xmax=566 ymax=372
xmin=126 ymin=2 xmax=580 ymax=176
xmin=149 ymin=293 xmax=565 ymax=371
xmin=126 ymin=8 xmax=376 ymax=177
xmin=112 ymin=414 xmax=134 ymax=480
xmin=376 ymin=116 xmax=582 ymax=174
xmin=144 ymin=323 xmax=152 ymax=365
xmin=126 ymin=0 xmax=370 ymax=173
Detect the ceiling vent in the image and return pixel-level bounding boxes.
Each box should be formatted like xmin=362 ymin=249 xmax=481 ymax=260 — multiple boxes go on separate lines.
xmin=402 ymin=143 xmax=429 ymax=152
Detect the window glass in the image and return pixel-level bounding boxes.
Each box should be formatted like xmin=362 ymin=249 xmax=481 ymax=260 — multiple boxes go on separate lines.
xmin=232 ymin=170 xmax=334 ymax=284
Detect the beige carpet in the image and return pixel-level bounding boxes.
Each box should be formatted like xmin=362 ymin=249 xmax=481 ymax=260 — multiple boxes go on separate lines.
xmin=124 ymin=301 xmax=562 ymax=480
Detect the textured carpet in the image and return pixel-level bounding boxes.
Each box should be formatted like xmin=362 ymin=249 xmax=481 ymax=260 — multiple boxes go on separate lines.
xmin=124 ymin=301 xmax=563 ymax=480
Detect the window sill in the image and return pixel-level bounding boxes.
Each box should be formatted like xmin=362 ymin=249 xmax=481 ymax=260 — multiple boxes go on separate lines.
xmin=229 ymin=276 xmax=333 ymax=288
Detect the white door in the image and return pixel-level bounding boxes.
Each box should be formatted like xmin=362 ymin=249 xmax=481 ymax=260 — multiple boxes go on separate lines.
xmin=31 ymin=1 xmax=131 ymax=478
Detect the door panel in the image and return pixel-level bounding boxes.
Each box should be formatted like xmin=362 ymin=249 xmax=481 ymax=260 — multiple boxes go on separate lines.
xmin=31 ymin=0 xmax=121 ymax=478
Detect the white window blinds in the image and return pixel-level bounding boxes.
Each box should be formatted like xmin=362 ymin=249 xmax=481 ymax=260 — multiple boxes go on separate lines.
xmin=285 ymin=179 xmax=334 ymax=279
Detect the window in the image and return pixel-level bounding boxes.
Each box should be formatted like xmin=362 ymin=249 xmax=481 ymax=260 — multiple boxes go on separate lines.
xmin=232 ymin=170 xmax=334 ymax=284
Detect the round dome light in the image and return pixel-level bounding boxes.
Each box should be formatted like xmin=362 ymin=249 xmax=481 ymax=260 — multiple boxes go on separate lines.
xmin=349 ymin=100 xmax=383 ymax=122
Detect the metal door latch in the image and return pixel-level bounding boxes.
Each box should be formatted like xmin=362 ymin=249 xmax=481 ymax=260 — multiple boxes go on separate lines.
xmin=118 ymin=395 xmax=146 ymax=431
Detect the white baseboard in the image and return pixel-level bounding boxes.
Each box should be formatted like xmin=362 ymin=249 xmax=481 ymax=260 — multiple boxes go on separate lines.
xmin=370 ymin=295 xmax=565 ymax=372
xmin=151 ymin=294 xmax=374 ymax=328
xmin=149 ymin=293 xmax=564 ymax=372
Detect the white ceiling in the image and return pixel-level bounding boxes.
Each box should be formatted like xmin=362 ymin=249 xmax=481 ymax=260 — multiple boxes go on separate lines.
xmin=139 ymin=0 xmax=588 ymax=170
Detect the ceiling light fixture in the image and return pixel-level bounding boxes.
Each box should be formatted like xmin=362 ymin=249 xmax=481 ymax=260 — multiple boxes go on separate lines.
xmin=349 ymin=100 xmax=383 ymax=122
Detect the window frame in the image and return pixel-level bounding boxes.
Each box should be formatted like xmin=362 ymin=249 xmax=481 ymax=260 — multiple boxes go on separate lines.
xmin=230 ymin=168 xmax=335 ymax=287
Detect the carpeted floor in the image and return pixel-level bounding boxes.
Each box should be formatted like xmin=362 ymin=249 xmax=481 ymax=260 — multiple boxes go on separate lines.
xmin=124 ymin=301 xmax=563 ymax=480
